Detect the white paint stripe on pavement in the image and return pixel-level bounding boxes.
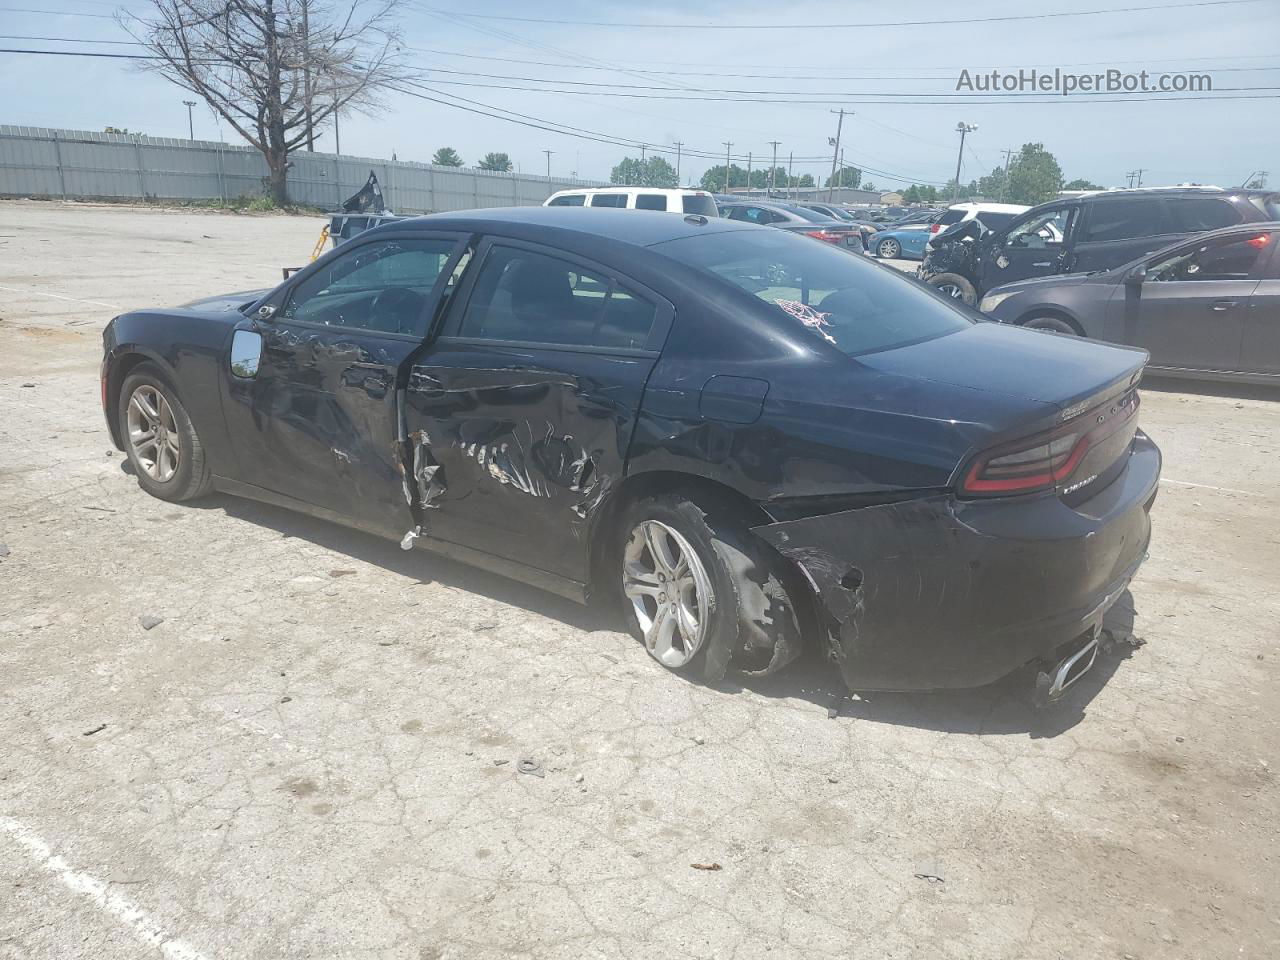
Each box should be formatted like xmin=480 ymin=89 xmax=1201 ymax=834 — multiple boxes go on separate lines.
xmin=0 ymin=815 xmax=209 ymax=960
xmin=1161 ymin=477 xmax=1255 ymax=496
xmin=0 ymin=283 xmax=121 ymax=310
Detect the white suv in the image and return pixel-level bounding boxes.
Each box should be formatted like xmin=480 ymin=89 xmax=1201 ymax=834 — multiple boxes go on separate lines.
xmin=926 ymin=202 xmax=1029 ymax=242
xmin=545 ymin=187 xmax=718 ymax=216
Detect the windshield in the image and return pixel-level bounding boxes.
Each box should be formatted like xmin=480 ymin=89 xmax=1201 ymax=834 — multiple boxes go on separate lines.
xmin=656 ymin=229 xmax=972 ymax=356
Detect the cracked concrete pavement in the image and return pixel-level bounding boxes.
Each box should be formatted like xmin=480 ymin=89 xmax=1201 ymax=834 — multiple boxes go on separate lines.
xmin=1 ymin=199 xmax=1277 ymax=959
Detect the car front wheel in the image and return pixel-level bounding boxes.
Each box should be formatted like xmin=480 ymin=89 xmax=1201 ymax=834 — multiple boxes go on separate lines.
xmin=876 ymin=237 xmax=901 ymax=259
xmin=1022 ymin=315 xmax=1081 ymax=336
xmin=926 ymin=272 xmax=977 ymax=305
xmin=118 ymin=363 xmax=212 ymax=502
xmin=617 ymin=494 xmax=803 ymax=682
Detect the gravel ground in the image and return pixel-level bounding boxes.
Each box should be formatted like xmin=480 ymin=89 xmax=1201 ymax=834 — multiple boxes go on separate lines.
xmin=1 ymin=199 xmax=1277 ymax=960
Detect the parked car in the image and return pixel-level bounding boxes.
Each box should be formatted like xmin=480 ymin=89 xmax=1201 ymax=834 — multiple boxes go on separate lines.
xmin=101 ymin=207 xmax=1159 ymax=699
xmin=545 ymin=187 xmax=718 ymax=216
xmin=884 ymin=209 xmax=943 ymax=229
xmin=870 ymin=223 xmax=933 ymax=260
xmin=717 ymin=200 xmax=867 ymax=251
xmin=925 ymin=202 xmax=1029 ymax=243
xmin=922 ymin=187 xmax=1280 ymax=305
xmin=980 ymin=222 xmax=1280 ymax=384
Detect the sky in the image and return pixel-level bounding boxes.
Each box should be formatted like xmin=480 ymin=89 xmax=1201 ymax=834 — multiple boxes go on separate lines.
xmin=1 ymin=0 xmax=1277 ymax=191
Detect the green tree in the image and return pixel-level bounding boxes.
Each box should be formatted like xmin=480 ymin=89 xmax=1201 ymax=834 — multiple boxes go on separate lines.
xmin=824 ymin=165 xmax=862 ymax=189
xmin=700 ymin=164 xmax=749 ymax=191
xmin=432 ymin=147 xmax=463 ymax=167
xmin=977 ymin=167 xmax=1008 ymax=200
xmin=862 ymin=181 xmax=877 ymax=193
xmin=478 ymin=152 xmax=513 ymax=172
xmin=1063 ymin=177 xmax=1102 ymax=190
xmin=1005 ymin=143 xmax=1063 ymax=205
xmin=610 ymin=155 xmax=679 ymax=187
xmin=749 ymin=165 xmax=790 ymax=190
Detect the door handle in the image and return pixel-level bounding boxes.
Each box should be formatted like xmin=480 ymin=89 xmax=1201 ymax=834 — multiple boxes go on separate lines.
xmin=1212 ymin=300 xmax=1240 ymax=311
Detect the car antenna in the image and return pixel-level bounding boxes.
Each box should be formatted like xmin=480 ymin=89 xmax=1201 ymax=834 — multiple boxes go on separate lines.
xmin=684 ymin=214 xmax=709 ymax=226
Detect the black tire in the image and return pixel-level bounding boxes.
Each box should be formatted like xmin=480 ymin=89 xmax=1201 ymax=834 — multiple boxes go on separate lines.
xmin=117 ymin=363 xmax=213 ymax=502
xmin=876 ymin=237 xmax=901 ymax=259
xmin=926 ymin=272 xmax=977 ymax=305
xmin=1021 ymin=314 xmax=1081 ymax=336
xmin=615 ymin=493 xmax=803 ymax=683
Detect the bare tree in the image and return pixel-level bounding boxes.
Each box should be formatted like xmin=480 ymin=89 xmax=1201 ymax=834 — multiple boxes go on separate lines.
xmin=124 ymin=0 xmax=415 ymax=205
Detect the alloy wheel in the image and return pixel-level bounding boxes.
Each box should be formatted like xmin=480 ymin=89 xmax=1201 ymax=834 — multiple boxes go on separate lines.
xmin=878 ymin=238 xmax=900 ymax=258
xmin=126 ymin=384 xmax=180 ymax=482
xmin=936 ymin=283 xmax=964 ymax=299
xmin=622 ymin=520 xmax=712 ymax=668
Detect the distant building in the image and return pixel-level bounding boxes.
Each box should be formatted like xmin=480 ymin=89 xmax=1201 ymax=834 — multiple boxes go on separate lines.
xmin=879 ymin=192 xmax=904 ymax=205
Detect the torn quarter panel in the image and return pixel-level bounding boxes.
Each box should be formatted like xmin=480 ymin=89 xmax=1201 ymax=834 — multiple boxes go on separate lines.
xmin=752 ymin=432 xmax=1159 ymax=691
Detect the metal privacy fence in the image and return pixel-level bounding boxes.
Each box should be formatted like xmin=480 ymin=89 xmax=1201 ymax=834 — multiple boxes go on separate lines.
xmin=0 ymin=125 xmax=602 ymax=213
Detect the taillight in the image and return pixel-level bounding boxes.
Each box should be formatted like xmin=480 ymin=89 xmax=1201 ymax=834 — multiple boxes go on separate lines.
xmin=804 ymin=229 xmax=844 ymax=244
xmin=960 ymin=392 xmax=1139 ymax=496
xmin=930 ymin=223 xmax=942 ymax=234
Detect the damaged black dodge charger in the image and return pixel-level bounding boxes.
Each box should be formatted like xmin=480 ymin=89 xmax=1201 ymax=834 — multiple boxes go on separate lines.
xmin=102 ymin=207 xmax=1160 ymax=700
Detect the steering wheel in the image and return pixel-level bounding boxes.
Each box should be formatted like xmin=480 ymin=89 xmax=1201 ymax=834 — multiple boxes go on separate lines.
xmin=369 ymin=286 xmax=423 ymax=334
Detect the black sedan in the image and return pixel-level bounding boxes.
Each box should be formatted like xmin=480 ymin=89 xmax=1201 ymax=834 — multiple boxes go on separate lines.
xmin=716 ymin=200 xmax=869 ymax=252
xmin=981 ymin=222 xmax=1280 ymax=384
xmin=102 ymin=207 xmax=1160 ymax=699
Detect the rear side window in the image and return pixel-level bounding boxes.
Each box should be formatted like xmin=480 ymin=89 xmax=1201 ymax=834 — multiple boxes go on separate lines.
xmin=590 ymin=193 xmax=628 ymax=208
xmin=1167 ymin=197 xmax=1244 ymax=232
xmin=1081 ymin=199 xmax=1169 ymax=242
xmin=457 ymin=246 xmax=656 ymax=350
xmin=976 ymin=212 xmax=1017 ymax=230
xmin=636 ymin=194 xmax=667 ymax=211
xmin=682 ymin=194 xmax=718 ymax=216
xmin=936 ymin=209 xmax=966 ymax=226
xmin=547 ymin=194 xmax=585 ymax=207
xmin=1148 ymin=233 xmax=1273 ymax=282
xmin=656 ymin=229 xmax=971 ymax=356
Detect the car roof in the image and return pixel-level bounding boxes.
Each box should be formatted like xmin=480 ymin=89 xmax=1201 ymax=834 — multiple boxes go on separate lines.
xmin=546 ymin=186 xmax=712 ymax=197
xmin=946 ymin=202 xmax=1029 ymax=213
xmin=396 ymin=205 xmax=751 ymax=247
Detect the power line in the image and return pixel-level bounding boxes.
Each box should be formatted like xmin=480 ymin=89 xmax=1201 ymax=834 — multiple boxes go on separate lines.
xmin=434 ymin=0 xmax=1261 ymax=30
xmin=0 ymin=7 xmax=119 ymax=18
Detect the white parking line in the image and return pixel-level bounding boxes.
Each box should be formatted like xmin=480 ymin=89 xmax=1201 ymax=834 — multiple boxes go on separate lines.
xmin=0 ymin=283 xmax=121 ymax=310
xmin=1161 ymin=478 xmax=1255 ymax=496
xmin=0 ymin=816 xmax=209 ymax=960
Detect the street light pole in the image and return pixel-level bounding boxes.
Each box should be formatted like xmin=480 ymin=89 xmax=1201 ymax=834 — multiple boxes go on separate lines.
xmin=827 ymin=108 xmax=849 ymax=202
xmin=952 ymin=122 xmax=977 ymax=201
xmin=182 ymin=100 xmax=197 ymax=141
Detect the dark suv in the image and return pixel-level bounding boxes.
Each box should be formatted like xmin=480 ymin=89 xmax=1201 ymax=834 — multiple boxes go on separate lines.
xmin=921 ymin=187 xmax=1280 ymax=305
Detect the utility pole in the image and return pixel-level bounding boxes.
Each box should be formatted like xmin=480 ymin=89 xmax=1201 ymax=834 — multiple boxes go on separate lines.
xmin=673 ymin=141 xmax=683 ymax=185
xmin=1127 ymin=168 xmax=1146 ymax=188
xmin=333 ymin=102 xmax=340 ymax=155
xmin=722 ymin=142 xmax=733 ymax=193
xmin=827 ymin=109 xmax=849 ymax=202
xmin=999 ymin=147 xmax=1016 ymax=202
xmin=747 ymin=152 xmax=753 ymax=195
xmin=768 ymin=140 xmax=781 ymax=195
xmin=543 ymin=150 xmax=553 ymax=180
xmin=301 ymin=0 xmax=313 ymax=151
xmin=787 ymin=151 xmax=794 ymax=199
xmin=952 ymin=122 xmax=977 ymax=201
xmin=182 ymin=100 xmax=196 ymax=141
xmin=640 ymin=143 xmax=647 ymax=164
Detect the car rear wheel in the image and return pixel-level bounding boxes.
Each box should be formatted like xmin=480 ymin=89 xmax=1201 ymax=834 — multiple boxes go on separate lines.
xmin=876 ymin=237 xmax=901 ymax=259
xmin=1022 ymin=315 xmax=1081 ymax=336
xmin=118 ymin=363 xmax=212 ymax=502
xmin=926 ymin=272 xmax=977 ymax=305
xmin=617 ymin=494 xmax=803 ymax=681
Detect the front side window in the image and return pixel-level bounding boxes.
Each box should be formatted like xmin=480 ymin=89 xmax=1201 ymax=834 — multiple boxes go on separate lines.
xmin=1147 ymin=232 xmax=1272 ymax=282
xmin=636 ymin=194 xmax=668 ymax=211
xmin=590 ymin=193 xmax=628 ymax=208
xmin=283 ymin=238 xmax=456 ymax=336
xmin=456 ymin=246 xmax=657 ymax=350
xmin=1081 ymin=199 xmax=1169 ymax=243
xmin=682 ymin=194 xmax=718 ymax=216
xmin=548 ymin=194 xmax=585 ymax=207
xmin=656 ymin=229 xmax=971 ymax=356
xmin=1004 ymin=207 xmax=1073 ymax=249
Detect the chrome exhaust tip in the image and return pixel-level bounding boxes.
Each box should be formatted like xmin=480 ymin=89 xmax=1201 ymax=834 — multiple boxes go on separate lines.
xmin=1033 ymin=631 xmax=1100 ymax=708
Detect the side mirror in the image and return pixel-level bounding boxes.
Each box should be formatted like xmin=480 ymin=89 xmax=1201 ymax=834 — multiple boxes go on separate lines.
xmin=1124 ymin=264 xmax=1147 ymax=286
xmin=230 ymin=329 xmax=263 ymax=379
xmin=256 ymin=303 xmax=277 ymax=322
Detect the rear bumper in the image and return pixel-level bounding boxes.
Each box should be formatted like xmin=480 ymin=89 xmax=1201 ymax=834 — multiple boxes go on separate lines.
xmin=752 ymin=431 xmax=1161 ymax=691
